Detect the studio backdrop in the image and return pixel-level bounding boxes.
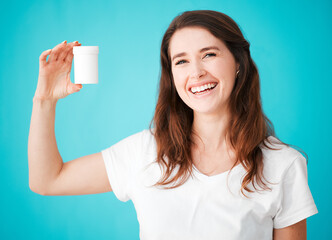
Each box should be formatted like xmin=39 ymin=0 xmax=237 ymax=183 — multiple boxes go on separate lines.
xmin=0 ymin=0 xmax=330 ymax=239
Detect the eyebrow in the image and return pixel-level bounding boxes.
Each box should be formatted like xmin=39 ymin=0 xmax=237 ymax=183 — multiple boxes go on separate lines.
xmin=171 ymin=46 xmax=220 ymax=62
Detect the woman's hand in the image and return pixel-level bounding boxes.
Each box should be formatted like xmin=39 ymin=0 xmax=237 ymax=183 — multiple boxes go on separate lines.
xmin=34 ymin=40 xmax=83 ymax=101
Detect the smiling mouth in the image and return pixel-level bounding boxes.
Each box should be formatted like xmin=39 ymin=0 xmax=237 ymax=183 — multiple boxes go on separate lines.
xmin=190 ymin=83 xmax=218 ymax=94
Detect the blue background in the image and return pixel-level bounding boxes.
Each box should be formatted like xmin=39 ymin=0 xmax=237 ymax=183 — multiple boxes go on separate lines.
xmin=0 ymin=0 xmax=330 ymax=239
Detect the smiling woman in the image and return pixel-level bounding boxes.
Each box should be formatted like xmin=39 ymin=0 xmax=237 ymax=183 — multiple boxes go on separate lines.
xmin=28 ymin=9 xmax=318 ymax=240
xmin=146 ymin=10 xmax=318 ymax=239
xmin=169 ymin=27 xmax=238 ymax=115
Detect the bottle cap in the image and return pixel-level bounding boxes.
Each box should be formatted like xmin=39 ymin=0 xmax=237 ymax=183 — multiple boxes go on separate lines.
xmin=73 ymin=46 xmax=99 ymax=55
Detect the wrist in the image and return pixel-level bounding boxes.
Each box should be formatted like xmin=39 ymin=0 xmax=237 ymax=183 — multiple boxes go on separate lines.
xmin=33 ymin=96 xmax=58 ymax=107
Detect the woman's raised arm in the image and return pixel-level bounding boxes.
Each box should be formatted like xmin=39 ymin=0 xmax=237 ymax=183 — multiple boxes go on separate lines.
xmin=28 ymin=41 xmax=112 ymax=195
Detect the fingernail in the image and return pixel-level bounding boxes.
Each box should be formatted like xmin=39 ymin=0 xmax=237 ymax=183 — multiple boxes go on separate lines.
xmin=74 ymin=41 xmax=78 ymax=43
xmin=62 ymin=40 xmax=67 ymax=44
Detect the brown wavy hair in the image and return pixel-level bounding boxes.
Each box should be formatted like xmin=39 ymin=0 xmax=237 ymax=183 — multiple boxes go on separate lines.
xmin=148 ymin=10 xmax=307 ymax=197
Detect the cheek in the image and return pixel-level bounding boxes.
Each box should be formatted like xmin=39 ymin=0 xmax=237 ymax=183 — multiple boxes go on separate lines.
xmin=172 ymin=75 xmax=190 ymax=105
xmin=172 ymin=71 xmax=187 ymax=91
xmin=174 ymin=81 xmax=187 ymax=99
xmin=210 ymin=60 xmax=235 ymax=83
xmin=209 ymin=60 xmax=227 ymax=75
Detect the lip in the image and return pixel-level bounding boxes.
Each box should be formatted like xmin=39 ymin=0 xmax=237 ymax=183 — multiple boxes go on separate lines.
xmin=188 ymin=81 xmax=218 ymax=92
xmin=190 ymin=83 xmax=218 ymax=98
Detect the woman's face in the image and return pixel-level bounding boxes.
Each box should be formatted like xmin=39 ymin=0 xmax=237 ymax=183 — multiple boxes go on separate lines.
xmin=169 ymin=26 xmax=239 ymax=115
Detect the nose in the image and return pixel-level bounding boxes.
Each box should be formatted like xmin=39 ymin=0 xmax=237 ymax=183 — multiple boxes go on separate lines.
xmin=189 ymin=61 xmax=206 ymax=79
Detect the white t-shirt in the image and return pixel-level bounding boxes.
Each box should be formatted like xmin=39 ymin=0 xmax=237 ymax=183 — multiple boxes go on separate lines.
xmin=101 ymin=129 xmax=318 ymax=240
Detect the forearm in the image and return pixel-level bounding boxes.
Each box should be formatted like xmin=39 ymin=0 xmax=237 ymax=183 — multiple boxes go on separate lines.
xmin=28 ymin=97 xmax=63 ymax=193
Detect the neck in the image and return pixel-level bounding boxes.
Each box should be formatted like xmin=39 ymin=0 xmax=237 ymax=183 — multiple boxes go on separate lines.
xmin=192 ymin=108 xmax=231 ymax=152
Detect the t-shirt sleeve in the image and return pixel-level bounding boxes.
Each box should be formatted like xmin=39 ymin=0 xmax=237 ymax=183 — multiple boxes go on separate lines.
xmin=273 ymin=155 xmax=318 ymax=229
xmin=101 ymin=130 xmax=145 ymax=202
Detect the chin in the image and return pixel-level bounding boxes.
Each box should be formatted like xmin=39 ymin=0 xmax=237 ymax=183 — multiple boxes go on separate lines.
xmin=192 ymin=107 xmax=218 ymax=115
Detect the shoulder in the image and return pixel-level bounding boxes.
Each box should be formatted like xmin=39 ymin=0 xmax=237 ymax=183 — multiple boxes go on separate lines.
xmin=260 ymin=136 xmax=304 ymax=162
xmin=259 ymin=136 xmax=306 ymax=181
xmin=121 ymin=128 xmax=157 ymax=156
xmin=115 ymin=128 xmax=154 ymax=144
xmin=102 ymin=128 xmax=154 ymax=154
xmin=141 ymin=128 xmax=156 ymax=145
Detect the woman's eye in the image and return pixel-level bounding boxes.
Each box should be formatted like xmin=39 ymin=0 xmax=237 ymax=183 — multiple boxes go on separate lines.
xmin=204 ymin=53 xmax=216 ymax=58
xmin=175 ymin=53 xmax=216 ymax=65
xmin=175 ymin=60 xmax=187 ymax=65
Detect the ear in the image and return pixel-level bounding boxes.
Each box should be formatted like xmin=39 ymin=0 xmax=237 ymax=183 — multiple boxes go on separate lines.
xmin=236 ymin=63 xmax=240 ymax=71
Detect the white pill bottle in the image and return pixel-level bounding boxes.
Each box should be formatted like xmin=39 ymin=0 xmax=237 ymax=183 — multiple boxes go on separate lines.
xmin=73 ymin=46 xmax=99 ymax=84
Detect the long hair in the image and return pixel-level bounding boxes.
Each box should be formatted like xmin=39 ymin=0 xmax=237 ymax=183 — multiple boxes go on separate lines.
xmin=149 ymin=10 xmax=307 ymax=197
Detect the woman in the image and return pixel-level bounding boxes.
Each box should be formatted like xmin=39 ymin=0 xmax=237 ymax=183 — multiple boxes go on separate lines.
xmin=28 ymin=10 xmax=318 ymax=240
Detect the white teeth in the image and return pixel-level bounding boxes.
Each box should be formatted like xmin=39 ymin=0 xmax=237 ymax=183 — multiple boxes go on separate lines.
xmin=190 ymin=83 xmax=217 ymax=93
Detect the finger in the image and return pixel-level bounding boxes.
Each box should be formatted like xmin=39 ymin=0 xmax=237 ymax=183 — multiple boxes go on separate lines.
xmin=58 ymin=40 xmax=79 ymax=61
xmin=48 ymin=40 xmax=67 ymax=62
xmin=68 ymin=81 xmax=83 ymax=94
xmin=39 ymin=49 xmax=52 ymax=65
xmin=65 ymin=42 xmax=81 ymax=64
xmin=58 ymin=44 xmax=71 ymax=61
xmin=64 ymin=41 xmax=81 ymax=61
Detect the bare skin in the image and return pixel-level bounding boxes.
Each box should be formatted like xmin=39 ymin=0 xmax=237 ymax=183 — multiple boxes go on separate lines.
xmin=28 ymin=40 xmax=112 ymax=195
xmin=273 ymin=219 xmax=307 ymax=240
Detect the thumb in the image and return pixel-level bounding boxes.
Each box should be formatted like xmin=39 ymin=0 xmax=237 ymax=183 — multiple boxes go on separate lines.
xmin=68 ymin=82 xmax=83 ymax=94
